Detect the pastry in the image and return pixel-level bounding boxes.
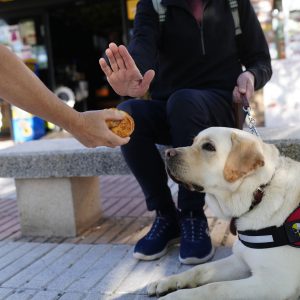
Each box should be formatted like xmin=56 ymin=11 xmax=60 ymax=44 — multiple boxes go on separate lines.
xmin=106 ymin=109 xmax=135 ymax=138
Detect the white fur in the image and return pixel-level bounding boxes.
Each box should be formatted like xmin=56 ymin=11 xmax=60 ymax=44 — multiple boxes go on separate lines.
xmin=148 ymin=127 xmax=300 ymax=300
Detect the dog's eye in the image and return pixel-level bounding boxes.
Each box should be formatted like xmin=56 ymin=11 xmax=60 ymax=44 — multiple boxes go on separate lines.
xmin=202 ymin=142 xmax=216 ymax=152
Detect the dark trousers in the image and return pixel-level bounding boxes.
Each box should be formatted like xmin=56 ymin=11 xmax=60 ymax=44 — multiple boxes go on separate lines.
xmin=117 ymin=88 xmax=235 ymax=212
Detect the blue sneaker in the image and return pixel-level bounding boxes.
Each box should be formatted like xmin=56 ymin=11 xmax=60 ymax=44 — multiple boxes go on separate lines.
xmin=179 ymin=212 xmax=215 ymax=264
xmin=133 ymin=211 xmax=180 ymax=261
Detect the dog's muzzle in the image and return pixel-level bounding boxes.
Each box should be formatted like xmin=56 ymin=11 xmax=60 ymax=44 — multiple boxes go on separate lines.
xmin=165 ymin=148 xmax=204 ymax=192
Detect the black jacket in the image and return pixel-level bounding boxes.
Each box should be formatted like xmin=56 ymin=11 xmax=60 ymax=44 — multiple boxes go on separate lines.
xmin=129 ymin=0 xmax=272 ymax=100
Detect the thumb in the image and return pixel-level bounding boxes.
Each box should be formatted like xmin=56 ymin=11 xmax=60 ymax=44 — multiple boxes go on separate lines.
xmin=238 ymin=76 xmax=247 ymax=95
xmin=140 ymin=69 xmax=155 ymax=91
xmin=102 ymin=108 xmax=126 ymax=121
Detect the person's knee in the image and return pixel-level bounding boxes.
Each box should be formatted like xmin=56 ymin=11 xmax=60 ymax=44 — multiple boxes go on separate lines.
xmin=117 ymin=99 xmax=138 ymax=116
xmin=167 ymin=90 xmax=211 ymax=145
xmin=117 ymin=99 xmax=152 ymax=137
xmin=167 ymin=90 xmax=189 ymax=115
xmin=167 ymin=89 xmax=205 ymax=121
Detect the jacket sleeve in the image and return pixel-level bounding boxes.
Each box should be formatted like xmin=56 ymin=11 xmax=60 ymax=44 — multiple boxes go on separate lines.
xmin=238 ymin=0 xmax=272 ymax=90
xmin=128 ymin=0 xmax=160 ymax=74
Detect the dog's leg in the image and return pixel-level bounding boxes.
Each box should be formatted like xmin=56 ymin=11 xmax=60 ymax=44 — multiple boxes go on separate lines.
xmin=148 ymin=254 xmax=250 ymax=297
xmin=158 ymin=276 xmax=289 ymax=300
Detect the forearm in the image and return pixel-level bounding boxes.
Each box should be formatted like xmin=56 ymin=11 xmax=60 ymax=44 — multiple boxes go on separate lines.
xmin=247 ymin=60 xmax=272 ymax=90
xmin=239 ymin=0 xmax=272 ymax=90
xmin=0 ymin=45 xmax=79 ymax=132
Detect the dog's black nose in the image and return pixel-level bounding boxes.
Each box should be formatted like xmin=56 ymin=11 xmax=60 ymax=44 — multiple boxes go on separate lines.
xmin=165 ymin=148 xmax=177 ymax=157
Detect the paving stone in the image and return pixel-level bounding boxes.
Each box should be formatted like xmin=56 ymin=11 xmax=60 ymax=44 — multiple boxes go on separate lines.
xmin=31 ymin=290 xmax=60 ymax=300
xmin=4 ymin=289 xmax=37 ymax=300
xmin=67 ymin=244 xmax=130 ymax=293
xmin=0 ymin=243 xmax=56 ymax=284
xmin=3 ymin=243 xmax=75 ymax=288
xmin=23 ymin=244 xmax=93 ymax=289
xmin=56 ymin=292 xmax=84 ymax=300
xmin=91 ymin=246 xmax=138 ymax=294
xmin=48 ymin=244 xmax=112 ymax=291
xmin=0 ymin=287 xmax=14 ymax=300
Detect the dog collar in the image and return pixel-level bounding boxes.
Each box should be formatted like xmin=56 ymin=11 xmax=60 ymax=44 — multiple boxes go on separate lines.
xmin=230 ymin=184 xmax=267 ymax=235
xmin=237 ymin=205 xmax=300 ymax=249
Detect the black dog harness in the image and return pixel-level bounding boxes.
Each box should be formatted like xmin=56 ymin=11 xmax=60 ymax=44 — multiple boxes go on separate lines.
xmin=237 ymin=205 xmax=300 ymax=249
xmin=230 ymin=184 xmax=300 ymax=249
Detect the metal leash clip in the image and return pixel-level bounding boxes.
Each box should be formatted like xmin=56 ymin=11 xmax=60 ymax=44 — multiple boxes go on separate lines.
xmin=241 ymin=95 xmax=260 ymax=137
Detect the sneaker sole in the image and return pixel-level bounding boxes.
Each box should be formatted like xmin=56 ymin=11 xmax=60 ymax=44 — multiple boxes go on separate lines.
xmin=133 ymin=237 xmax=180 ymax=261
xmin=179 ymin=245 xmax=216 ymax=265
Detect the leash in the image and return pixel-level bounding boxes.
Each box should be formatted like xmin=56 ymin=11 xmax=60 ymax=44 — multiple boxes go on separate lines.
xmin=241 ymin=95 xmax=260 ymax=137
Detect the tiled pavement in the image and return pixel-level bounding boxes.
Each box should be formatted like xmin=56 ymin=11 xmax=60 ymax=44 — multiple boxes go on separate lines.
xmin=0 ymin=174 xmax=235 ymax=300
xmin=0 ymin=130 xmax=237 ymax=300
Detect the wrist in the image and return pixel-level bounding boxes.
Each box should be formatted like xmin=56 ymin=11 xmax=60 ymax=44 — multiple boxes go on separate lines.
xmin=64 ymin=110 xmax=82 ymax=136
xmin=50 ymin=96 xmax=82 ymax=134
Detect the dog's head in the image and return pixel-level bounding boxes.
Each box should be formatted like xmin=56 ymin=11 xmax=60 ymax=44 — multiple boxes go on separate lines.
xmin=166 ymin=127 xmax=279 ymax=194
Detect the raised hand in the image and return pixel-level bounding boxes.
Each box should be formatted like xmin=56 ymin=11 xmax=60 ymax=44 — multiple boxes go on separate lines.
xmin=99 ymin=43 xmax=155 ymax=98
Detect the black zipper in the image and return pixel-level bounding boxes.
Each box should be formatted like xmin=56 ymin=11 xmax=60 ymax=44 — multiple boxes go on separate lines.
xmin=199 ymin=23 xmax=205 ymax=55
xmin=198 ymin=0 xmax=209 ymax=56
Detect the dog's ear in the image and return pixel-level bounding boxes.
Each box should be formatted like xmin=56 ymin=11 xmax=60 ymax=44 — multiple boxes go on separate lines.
xmin=224 ymin=133 xmax=265 ymax=182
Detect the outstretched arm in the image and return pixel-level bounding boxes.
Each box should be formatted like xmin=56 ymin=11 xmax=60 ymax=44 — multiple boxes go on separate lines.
xmin=0 ymin=45 xmax=129 ymax=148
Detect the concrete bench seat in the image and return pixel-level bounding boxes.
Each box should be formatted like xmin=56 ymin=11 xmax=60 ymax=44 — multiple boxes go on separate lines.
xmin=0 ymin=126 xmax=300 ymax=238
xmin=0 ymin=138 xmax=131 ymax=178
xmin=0 ymin=138 xmax=137 ymax=238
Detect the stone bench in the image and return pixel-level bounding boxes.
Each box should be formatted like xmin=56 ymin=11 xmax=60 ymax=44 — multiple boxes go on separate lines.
xmin=0 ymin=126 xmax=300 ymax=238
xmin=0 ymin=138 xmax=133 ymax=237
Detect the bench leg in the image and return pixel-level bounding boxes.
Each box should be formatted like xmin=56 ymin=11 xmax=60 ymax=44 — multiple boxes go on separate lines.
xmin=15 ymin=176 xmax=101 ymax=237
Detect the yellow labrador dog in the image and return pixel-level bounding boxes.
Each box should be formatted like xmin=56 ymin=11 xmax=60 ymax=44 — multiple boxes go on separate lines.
xmin=148 ymin=127 xmax=300 ymax=300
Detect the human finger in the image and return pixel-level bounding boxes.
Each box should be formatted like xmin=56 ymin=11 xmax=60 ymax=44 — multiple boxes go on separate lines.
xmin=99 ymin=58 xmax=112 ymax=77
xmin=139 ymin=69 xmax=155 ymax=93
xmin=232 ymin=86 xmax=242 ymax=103
xmin=103 ymin=108 xmax=126 ymax=121
xmin=246 ymin=80 xmax=254 ymax=101
xmin=119 ymin=45 xmax=140 ymax=73
xmin=237 ymin=76 xmax=247 ymax=95
xmin=105 ymin=48 xmax=119 ymax=73
xmin=105 ymin=131 xmax=130 ymax=147
xmin=109 ymin=43 xmax=126 ymax=70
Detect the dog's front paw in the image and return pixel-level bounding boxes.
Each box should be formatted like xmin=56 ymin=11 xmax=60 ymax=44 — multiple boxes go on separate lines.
xmin=158 ymin=289 xmax=197 ymax=300
xmin=147 ymin=276 xmax=178 ymax=297
xmin=148 ymin=274 xmax=194 ymax=297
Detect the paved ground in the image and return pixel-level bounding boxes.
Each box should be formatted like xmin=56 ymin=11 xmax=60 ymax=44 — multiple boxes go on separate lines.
xmin=0 ymin=135 xmax=235 ymax=299
xmin=0 ymin=174 xmax=234 ymax=300
xmin=0 ymin=240 xmax=231 ymax=300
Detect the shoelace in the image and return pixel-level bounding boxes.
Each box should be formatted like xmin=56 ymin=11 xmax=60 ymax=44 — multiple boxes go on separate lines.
xmin=146 ymin=216 xmax=169 ymax=240
xmin=181 ymin=213 xmax=207 ymax=242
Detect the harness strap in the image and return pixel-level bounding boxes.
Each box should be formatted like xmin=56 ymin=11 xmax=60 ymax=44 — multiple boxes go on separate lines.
xmin=238 ymin=226 xmax=289 ymax=249
xmin=228 ymin=0 xmax=242 ymax=35
xmin=238 ymin=205 xmax=300 ymax=249
xmin=152 ymin=0 xmax=167 ymax=23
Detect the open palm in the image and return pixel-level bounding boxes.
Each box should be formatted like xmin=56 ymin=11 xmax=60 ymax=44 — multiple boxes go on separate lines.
xmin=99 ymin=43 xmax=155 ymax=98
